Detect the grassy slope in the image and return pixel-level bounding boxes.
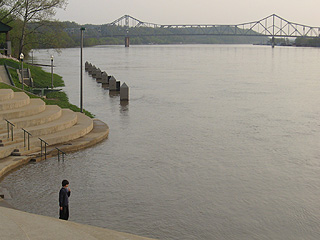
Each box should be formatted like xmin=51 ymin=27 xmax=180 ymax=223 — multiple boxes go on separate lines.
xmin=0 ymin=59 xmax=94 ymax=118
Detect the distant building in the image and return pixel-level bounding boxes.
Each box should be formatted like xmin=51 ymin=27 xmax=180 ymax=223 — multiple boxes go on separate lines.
xmin=0 ymin=22 xmax=12 ymax=56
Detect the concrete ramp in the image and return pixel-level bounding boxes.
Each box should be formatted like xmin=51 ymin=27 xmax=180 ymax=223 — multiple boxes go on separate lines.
xmin=0 ymin=65 xmax=12 ymax=85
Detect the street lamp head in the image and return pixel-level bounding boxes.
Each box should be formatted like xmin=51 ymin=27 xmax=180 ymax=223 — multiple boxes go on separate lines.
xmin=51 ymin=55 xmax=54 ymax=61
xmin=80 ymin=27 xmax=85 ymax=31
xmin=20 ymin=53 xmax=24 ymax=61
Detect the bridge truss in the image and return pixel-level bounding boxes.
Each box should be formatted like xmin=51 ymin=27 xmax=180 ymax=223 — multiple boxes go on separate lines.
xmin=106 ymin=14 xmax=320 ymax=38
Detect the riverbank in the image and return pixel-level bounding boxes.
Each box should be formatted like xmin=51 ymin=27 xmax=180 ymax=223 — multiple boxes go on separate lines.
xmin=0 ymin=90 xmax=156 ymax=240
xmin=0 ymin=120 xmax=156 ymax=240
xmin=0 ymin=57 xmax=108 ymax=189
xmin=0 ymin=57 xmax=157 ymax=239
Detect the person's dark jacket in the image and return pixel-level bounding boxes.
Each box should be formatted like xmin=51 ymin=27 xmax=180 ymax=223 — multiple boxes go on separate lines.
xmin=59 ymin=188 xmax=70 ymax=207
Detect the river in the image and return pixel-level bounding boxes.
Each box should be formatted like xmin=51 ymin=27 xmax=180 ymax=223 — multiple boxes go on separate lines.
xmin=1 ymin=44 xmax=320 ymax=240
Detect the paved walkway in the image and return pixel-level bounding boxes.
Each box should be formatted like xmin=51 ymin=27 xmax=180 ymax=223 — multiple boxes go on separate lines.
xmin=0 ymin=200 xmax=155 ymax=240
xmin=0 ymin=65 xmax=12 ymax=85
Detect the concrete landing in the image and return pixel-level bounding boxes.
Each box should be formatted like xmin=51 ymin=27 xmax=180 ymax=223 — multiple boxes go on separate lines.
xmin=0 ymin=202 xmax=155 ymax=240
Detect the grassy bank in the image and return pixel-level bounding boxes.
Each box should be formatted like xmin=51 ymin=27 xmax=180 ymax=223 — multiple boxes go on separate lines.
xmin=0 ymin=59 xmax=94 ymax=118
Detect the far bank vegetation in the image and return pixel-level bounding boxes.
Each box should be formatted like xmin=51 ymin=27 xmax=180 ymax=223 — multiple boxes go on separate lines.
xmin=1 ymin=1 xmax=319 ymax=58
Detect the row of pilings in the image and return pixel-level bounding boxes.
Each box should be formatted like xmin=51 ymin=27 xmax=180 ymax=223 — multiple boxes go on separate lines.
xmin=85 ymin=62 xmax=129 ymax=101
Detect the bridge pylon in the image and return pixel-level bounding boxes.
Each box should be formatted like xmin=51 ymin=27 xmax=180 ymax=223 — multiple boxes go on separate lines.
xmin=125 ymin=37 xmax=130 ymax=47
xmin=271 ymin=36 xmax=275 ymax=48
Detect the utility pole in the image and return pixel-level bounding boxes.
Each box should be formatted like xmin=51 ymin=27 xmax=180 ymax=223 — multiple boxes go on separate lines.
xmin=20 ymin=53 xmax=24 ymax=91
xmin=80 ymin=27 xmax=85 ymax=113
xmin=51 ymin=55 xmax=54 ymax=88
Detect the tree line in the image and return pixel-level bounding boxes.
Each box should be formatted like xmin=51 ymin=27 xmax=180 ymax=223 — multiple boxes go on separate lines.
xmin=1 ymin=1 xmax=319 ymax=59
xmin=0 ymin=0 xmax=67 ymax=57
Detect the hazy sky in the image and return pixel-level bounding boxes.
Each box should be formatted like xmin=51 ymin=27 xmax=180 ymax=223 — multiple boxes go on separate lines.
xmin=55 ymin=0 xmax=320 ymax=26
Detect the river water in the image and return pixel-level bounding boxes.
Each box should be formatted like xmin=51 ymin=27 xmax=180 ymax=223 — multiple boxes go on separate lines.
xmin=2 ymin=44 xmax=320 ymax=240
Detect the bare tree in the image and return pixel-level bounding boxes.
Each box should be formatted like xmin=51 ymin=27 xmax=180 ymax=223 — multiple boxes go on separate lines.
xmin=0 ymin=0 xmax=23 ymax=23
xmin=3 ymin=0 xmax=67 ymax=54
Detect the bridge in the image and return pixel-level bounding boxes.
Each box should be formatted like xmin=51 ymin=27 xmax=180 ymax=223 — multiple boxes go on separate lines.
xmin=72 ymin=14 xmax=320 ymax=47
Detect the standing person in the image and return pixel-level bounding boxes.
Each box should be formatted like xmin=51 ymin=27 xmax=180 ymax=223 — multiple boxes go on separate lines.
xmin=59 ymin=179 xmax=71 ymax=220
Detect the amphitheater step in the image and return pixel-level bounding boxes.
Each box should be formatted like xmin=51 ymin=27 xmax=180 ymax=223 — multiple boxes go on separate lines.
xmin=0 ymin=109 xmax=77 ymax=145
xmin=0 ymin=98 xmax=46 ymax=121
xmin=0 ymin=89 xmax=98 ymax=160
xmin=0 ymin=92 xmax=30 ymax=111
xmin=0 ymin=89 xmax=14 ymax=101
xmin=9 ymin=113 xmax=93 ymax=156
xmin=41 ymin=112 xmax=93 ymax=145
xmin=0 ymin=105 xmax=62 ymax=134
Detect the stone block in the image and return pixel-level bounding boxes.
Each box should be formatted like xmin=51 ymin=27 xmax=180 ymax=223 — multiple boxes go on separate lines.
xmin=88 ymin=65 xmax=95 ymax=75
xmin=109 ymin=76 xmax=117 ymax=91
xmin=120 ymin=82 xmax=129 ymax=101
xmin=101 ymin=72 xmax=109 ymax=84
xmin=96 ymin=69 xmax=102 ymax=82
xmin=92 ymin=67 xmax=99 ymax=77
xmin=85 ymin=61 xmax=89 ymax=71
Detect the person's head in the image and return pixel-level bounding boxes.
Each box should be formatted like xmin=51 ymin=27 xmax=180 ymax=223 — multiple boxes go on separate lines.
xmin=62 ymin=180 xmax=69 ymax=188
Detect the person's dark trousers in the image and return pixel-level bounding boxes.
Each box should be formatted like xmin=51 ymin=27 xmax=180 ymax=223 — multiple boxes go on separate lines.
xmin=59 ymin=206 xmax=69 ymax=220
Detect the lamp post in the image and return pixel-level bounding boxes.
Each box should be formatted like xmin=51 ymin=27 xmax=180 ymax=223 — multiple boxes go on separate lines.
xmin=51 ymin=55 xmax=54 ymax=88
xmin=20 ymin=53 xmax=24 ymax=91
xmin=80 ymin=27 xmax=85 ymax=113
xmin=31 ymin=50 xmax=34 ymax=65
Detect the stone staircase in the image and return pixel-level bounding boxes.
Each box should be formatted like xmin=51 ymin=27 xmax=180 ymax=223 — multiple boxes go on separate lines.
xmin=17 ymin=68 xmax=34 ymax=87
xmin=0 ymin=89 xmax=94 ymax=159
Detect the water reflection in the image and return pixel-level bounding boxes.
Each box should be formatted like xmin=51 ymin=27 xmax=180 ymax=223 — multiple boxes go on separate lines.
xmin=101 ymin=83 xmax=108 ymax=89
xmin=109 ymin=91 xmax=120 ymax=97
xmin=120 ymin=101 xmax=129 ymax=113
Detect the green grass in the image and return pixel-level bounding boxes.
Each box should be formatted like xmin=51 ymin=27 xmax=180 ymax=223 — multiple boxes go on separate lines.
xmin=0 ymin=59 xmax=64 ymax=88
xmin=44 ymin=91 xmax=94 ymax=118
xmin=0 ymin=60 xmax=94 ymax=118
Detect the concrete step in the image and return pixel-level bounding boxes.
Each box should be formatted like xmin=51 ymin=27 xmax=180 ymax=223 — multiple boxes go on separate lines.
xmin=0 ymin=99 xmax=46 ymax=121
xmin=0 ymin=109 xmax=77 ymax=145
xmin=0 ymin=89 xmax=14 ymax=101
xmin=0 ymin=105 xmax=62 ymax=134
xmin=0 ymin=120 xmax=109 ymax=179
xmin=42 ymin=112 xmax=93 ymax=145
xmin=11 ymin=113 xmax=93 ymax=156
xmin=0 ymin=92 xmax=30 ymax=111
xmin=0 ymin=143 xmax=19 ymax=159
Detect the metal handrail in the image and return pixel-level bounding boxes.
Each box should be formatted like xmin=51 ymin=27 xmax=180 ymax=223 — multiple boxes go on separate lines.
xmin=56 ymin=147 xmax=66 ymax=161
xmin=38 ymin=138 xmax=49 ymax=160
xmin=4 ymin=119 xmax=15 ymax=141
xmin=22 ymin=128 xmax=32 ymax=150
